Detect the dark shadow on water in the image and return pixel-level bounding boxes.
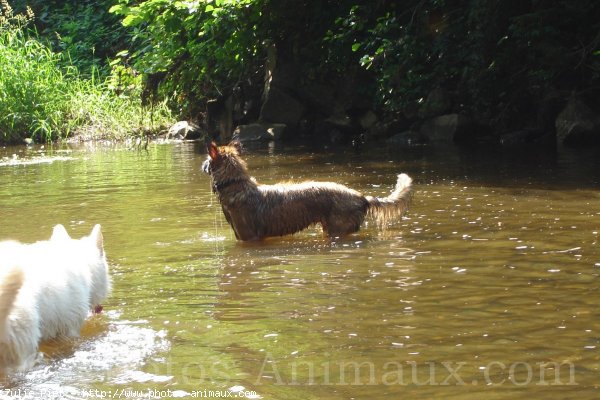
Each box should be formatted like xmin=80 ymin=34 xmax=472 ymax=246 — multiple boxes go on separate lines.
xmin=197 ymin=137 xmax=600 ymax=190
xmin=385 ymin=142 xmax=600 ymax=189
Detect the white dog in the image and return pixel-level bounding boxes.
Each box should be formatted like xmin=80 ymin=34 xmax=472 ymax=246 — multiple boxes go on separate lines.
xmin=0 ymin=224 xmax=110 ymax=373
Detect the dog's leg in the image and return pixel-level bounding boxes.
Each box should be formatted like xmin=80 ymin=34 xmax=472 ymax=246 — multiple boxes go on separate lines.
xmin=228 ymin=212 xmax=261 ymax=241
xmin=323 ymin=213 xmax=363 ymax=238
xmin=220 ymin=206 xmax=241 ymax=239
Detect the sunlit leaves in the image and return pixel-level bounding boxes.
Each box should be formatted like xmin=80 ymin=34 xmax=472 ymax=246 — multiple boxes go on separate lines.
xmin=108 ymin=0 xmax=262 ymax=113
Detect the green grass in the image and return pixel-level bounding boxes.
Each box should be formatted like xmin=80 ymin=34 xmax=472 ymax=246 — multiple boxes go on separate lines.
xmin=0 ymin=9 xmax=172 ymax=144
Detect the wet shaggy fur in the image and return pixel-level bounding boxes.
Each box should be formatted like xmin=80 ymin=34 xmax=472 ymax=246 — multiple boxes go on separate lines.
xmin=202 ymin=142 xmax=413 ymax=241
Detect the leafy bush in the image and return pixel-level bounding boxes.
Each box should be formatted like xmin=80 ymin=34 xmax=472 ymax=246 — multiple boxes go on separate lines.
xmin=336 ymin=1 xmax=600 ymax=128
xmin=100 ymin=0 xmax=600 ymax=134
xmin=109 ymin=0 xmax=262 ymax=116
xmin=11 ymin=0 xmax=128 ymax=77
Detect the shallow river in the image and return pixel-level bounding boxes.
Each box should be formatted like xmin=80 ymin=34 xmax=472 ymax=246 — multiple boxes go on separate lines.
xmin=0 ymin=141 xmax=599 ymax=399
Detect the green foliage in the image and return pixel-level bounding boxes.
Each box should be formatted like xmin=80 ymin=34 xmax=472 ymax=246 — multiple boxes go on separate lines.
xmin=0 ymin=2 xmax=71 ymax=142
xmin=11 ymin=0 xmax=128 ymax=76
xmin=110 ymin=0 xmax=263 ymax=114
xmin=64 ymin=75 xmax=173 ymax=142
xmin=327 ymin=2 xmax=435 ymax=111
xmin=16 ymin=0 xmax=597 ymax=134
xmin=0 ymin=1 xmax=172 ymax=144
xmin=336 ymin=1 xmax=600 ymax=128
xmin=108 ymin=0 xmax=379 ymax=116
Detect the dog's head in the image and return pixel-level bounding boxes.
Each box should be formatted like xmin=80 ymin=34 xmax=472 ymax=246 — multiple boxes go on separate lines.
xmin=50 ymin=224 xmax=110 ymax=314
xmin=202 ymin=141 xmax=246 ymax=179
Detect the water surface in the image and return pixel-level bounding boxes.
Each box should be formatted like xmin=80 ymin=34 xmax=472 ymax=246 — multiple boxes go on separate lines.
xmin=0 ymin=142 xmax=598 ymax=399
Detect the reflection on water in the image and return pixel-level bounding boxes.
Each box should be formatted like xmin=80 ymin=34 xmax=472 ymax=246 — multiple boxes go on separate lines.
xmin=0 ymin=142 xmax=599 ymax=399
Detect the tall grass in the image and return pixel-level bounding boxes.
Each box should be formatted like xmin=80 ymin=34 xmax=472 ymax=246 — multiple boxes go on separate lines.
xmin=0 ymin=2 xmax=172 ymax=144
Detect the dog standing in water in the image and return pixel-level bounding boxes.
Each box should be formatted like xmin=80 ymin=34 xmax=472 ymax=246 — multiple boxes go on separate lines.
xmin=0 ymin=224 xmax=110 ymax=373
xmin=202 ymin=141 xmax=413 ymax=241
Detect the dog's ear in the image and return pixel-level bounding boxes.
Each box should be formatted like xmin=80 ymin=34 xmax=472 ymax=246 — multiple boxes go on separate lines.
xmin=51 ymin=224 xmax=71 ymax=241
xmin=229 ymin=140 xmax=243 ymax=155
xmin=90 ymin=224 xmax=104 ymax=255
xmin=208 ymin=141 xmax=219 ymax=160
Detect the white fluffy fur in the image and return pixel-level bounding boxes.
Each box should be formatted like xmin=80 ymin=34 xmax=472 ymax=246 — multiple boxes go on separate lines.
xmin=0 ymin=224 xmax=110 ymax=373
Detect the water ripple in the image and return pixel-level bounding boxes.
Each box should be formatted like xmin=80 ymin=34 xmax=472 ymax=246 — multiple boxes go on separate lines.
xmin=1 ymin=312 xmax=169 ymax=400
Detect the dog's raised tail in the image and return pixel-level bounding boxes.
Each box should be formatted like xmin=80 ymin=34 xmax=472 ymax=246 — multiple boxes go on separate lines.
xmin=0 ymin=268 xmax=24 ymax=335
xmin=366 ymin=173 xmax=413 ymax=227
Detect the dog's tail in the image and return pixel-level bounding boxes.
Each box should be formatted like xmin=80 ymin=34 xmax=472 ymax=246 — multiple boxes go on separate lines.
xmin=0 ymin=268 xmax=24 ymax=335
xmin=366 ymin=173 xmax=413 ymax=227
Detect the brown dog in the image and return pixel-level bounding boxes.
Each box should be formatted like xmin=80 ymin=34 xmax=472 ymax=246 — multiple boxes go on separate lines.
xmin=202 ymin=141 xmax=413 ymax=241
